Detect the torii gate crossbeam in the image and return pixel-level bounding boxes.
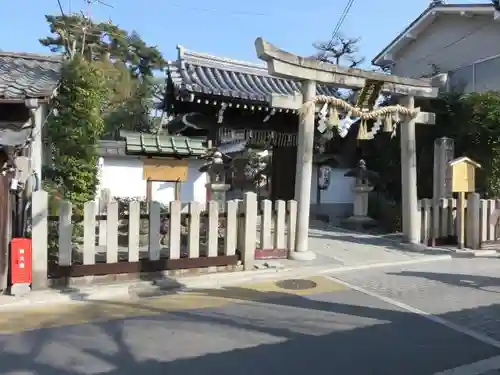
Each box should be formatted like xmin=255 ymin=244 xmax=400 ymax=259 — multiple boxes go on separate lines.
xmin=255 ymin=37 xmax=444 ymax=260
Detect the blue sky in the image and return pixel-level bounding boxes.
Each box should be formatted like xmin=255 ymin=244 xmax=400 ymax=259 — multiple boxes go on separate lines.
xmin=2 ymin=0 xmax=481 ymax=67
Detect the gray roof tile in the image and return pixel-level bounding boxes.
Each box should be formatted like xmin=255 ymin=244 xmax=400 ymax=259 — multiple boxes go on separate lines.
xmin=167 ymin=46 xmax=338 ymax=103
xmin=0 ymin=52 xmax=62 ymax=100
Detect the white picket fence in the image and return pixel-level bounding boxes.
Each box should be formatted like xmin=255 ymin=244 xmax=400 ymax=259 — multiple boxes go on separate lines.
xmin=30 ymin=190 xmax=297 ymax=289
xmin=417 ymin=193 xmax=500 ymax=249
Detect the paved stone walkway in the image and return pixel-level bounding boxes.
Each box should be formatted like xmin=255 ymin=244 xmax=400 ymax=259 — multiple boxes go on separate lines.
xmin=260 ymin=223 xmax=448 ymax=271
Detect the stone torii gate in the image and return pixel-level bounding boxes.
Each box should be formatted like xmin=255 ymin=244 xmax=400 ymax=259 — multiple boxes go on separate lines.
xmin=255 ymin=37 xmax=445 ymax=260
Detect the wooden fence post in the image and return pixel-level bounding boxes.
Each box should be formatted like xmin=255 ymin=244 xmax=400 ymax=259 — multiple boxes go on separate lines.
xmin=188 ymin=202 xmax=201 ymax=259
xmin=421 ymin=199 xmax=432 ymax=246
xmin=58 ymin=200 xmax=72 ymax=267
xmin=224 ymin=200 xmax=237 ymax=256
xmin=439 ymin=198 xmax=448 ymax=238
xmin=457 ymin=193 xmax=466 ymax=249
xmin=148 ymin=201 xmax=161 ymax=261
xmin=207 ymin=200 xmax=219 ymax=257
xmin=106 ymin=201 xmax=119 ymax=263
xmin=169 ymin=201 xmax=181 ymax=259
xmin=274 ymin=200 xmax=286 ymax=250
xmin=31 ymin=190 xmax=48 ymax=289
xmin=83 ymin=201 xmax=96 ymax=265
xmin=286 ymin=200 xmax=297 ymax=254
xmin=480 ymin=199 xmax=488 ymax=244
xmin=241 ymin=192 xmax=257 ymax=270
xmin=260 ymin=200 xmax=272 ymax=250
xmin=466 ymin=193 xmax=480 ymax=249
xmin=488 ymin=199 xmax=496 ymax=240
xmin=432 ymin=199 xmax=440 ymax=246
xmin=448 ymin=198 xmax=457 ymax=237
xmin=128 ymin=201 xmax=141 ymax=262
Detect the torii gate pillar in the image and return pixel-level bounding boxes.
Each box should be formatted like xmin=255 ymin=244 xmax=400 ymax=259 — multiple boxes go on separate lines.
xmin=291 ymin=79 xmax=317 ymax=260
xmin=399 ymin=96 xmax=419 ymax=244
xmin=255 ymin=38 xmax=442 ymax=257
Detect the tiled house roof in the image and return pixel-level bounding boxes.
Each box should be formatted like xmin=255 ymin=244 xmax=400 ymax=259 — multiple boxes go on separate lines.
xmin=166 ymin=46 xmax=339 ymax=103
xmin=0 ymin=52 xmax=62 ymax=100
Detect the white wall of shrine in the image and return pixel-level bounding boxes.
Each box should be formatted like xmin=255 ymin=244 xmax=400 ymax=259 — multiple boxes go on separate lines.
xmin=97 ymin=156 xmax=208 ymax=205
xmin=96 ymin=156 xmax=354 ymax=217
xmin=310 ymin=167 xmax=355 ymax=218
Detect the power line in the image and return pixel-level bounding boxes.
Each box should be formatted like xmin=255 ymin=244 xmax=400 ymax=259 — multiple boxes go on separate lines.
xmin=327 ymin=0 xmax=355 ymax=48
xmin=151 ymin=3 xmax=348 ymax=18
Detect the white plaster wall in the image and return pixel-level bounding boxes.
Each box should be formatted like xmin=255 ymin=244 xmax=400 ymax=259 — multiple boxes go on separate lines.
xmin=310 ymin=167 xmax=355 ymax=204
xmin=98 ymin=156 xmax=207 ymax=205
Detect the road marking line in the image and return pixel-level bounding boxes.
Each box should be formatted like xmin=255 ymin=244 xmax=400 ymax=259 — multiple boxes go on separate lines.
xmin=326 ymin=276 xmax=500 ymax=350
xmin=432 ymin=355 xmax=500 ymax=375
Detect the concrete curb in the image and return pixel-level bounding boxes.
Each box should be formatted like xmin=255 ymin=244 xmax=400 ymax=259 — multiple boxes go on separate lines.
xmin=451 ymin=249 xmax=500 ymax=258
xmin=0 ymin=254 xmax=452 ymax=312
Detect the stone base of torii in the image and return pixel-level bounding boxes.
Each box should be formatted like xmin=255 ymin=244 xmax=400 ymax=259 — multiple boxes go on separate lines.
xmin=254 ymin=37 xmax=447 ymax=260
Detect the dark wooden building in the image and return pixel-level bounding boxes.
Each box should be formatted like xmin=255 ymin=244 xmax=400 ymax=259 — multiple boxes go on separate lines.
xmin=163 ymin=45 xmax=341 ymax=201
xmin=0 ymin=52 xmax=61 ymax=291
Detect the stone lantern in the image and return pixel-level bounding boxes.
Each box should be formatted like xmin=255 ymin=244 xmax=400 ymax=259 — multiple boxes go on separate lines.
xmin=200 ymin=151 xmax=231 ymax=209
xmin=344 ymin=159 xmax=379 ymax=226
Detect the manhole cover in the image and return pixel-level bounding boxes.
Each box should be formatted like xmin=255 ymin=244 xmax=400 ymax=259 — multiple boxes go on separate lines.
xmin=275 ymin=279 xmax=317 ymax=290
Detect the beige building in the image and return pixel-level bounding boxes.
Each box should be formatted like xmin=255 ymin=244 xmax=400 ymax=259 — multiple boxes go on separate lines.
xmin=372 ymin=2 xmax=500 ymax=92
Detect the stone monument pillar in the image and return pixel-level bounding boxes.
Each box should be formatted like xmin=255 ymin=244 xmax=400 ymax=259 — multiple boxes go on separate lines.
xmin=433 ymin=137 xmax=454 ymax=199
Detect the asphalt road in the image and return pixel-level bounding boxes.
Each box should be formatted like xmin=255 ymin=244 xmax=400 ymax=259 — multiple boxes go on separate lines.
xmin=0 ymin=275 xmax=499 ymax=375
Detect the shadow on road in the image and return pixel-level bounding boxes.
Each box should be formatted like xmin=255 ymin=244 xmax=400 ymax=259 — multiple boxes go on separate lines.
xmin=0 ymin=274 xmax=499 ymax=375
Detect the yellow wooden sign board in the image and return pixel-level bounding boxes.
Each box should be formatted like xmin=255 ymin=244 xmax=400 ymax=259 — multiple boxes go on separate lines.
xmin=448 ymin=156 xmax=481 ymax=193
xmin=447 ymin=156 xmax=481 ymax=249
xmin=143 ymin=158 xmax=188 ymax=182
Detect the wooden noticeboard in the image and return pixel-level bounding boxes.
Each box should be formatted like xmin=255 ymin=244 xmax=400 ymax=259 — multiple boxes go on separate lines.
xmin=143 ymin=158 xmax=188 ymax=182
xmin=447 ymin=156 xmax=481 ymax=249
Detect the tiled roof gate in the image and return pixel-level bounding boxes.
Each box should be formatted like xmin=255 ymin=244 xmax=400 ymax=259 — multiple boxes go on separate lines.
xmin=166 ymin=46 xmax=339 ymax=103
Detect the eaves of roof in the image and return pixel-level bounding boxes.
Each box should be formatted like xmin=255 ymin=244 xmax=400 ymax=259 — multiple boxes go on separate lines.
xmin=0 ymin=51 xmax=63 ymax=101
xmin=372 ymin=3 xmax=495 ymax=67
xmin=125 ymin=133 xmax=207 ymax=157
xmin=166 ymin=45 xmax=339 ymax=106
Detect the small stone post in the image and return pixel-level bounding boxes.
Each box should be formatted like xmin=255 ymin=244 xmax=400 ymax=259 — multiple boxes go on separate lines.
xmin=31 ymin=190 xmax=48 ymax=290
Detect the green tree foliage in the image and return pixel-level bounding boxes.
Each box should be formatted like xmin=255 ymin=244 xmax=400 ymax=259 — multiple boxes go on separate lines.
xmin=40 ymin=14 xmax=166 ymax=138
xmin=102 ymin=76 xmax=163 ymax=139
xmin=39 ymin=14 xmax=166 ymax=77
xmin=45 ymin=56 xmax=108 ymax=213
xmin=365 ymin=91 xmax=500 ymax=201
xmin=450 ymin=92 xmax=500 ymax=197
